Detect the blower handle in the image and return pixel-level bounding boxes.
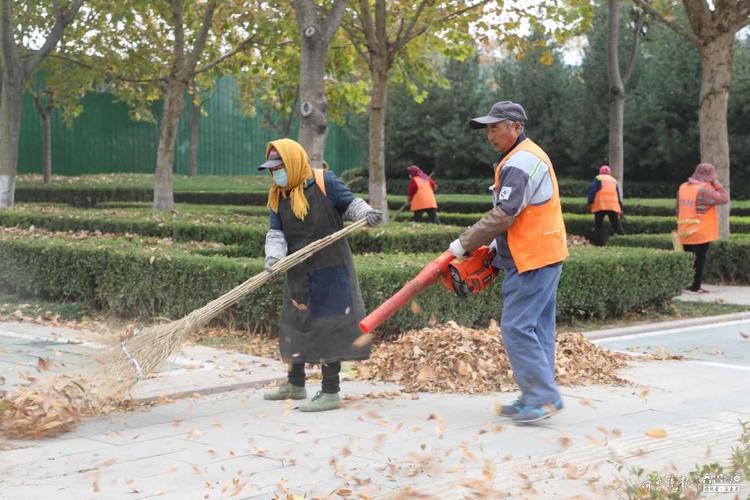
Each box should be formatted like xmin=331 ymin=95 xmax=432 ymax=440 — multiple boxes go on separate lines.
xmin=358 ymin=250 xmax=455 ymax=334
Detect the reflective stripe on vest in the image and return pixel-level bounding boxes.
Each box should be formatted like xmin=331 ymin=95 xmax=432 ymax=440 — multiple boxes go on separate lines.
xmin=410 ymin=177 xmax=437 ymax=211
xmin=677 ymin=182 xmax=718 ymax=245
xmin=591 ymin=174 xmax=621 ymax=213
xmin=493 ymin=139 xmax=569 ymax=273
xmin=312 ymin=168 xmax=326 ymax=196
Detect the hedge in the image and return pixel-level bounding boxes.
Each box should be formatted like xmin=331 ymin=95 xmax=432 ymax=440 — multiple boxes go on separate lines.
xmin=0 ymin=234 xmax=692 ymax=336
xmin=439 ymin=212 xmax=750 ymax=237
xmin=608 ymin=234 xmax=750 ymax=285
xmin=0 ymin=208 xmax=465 ymax=253
xmin=15 ymin=187 xmax=271 ymax=208
xmin=350 ymin=177 xmax=750 ymax=199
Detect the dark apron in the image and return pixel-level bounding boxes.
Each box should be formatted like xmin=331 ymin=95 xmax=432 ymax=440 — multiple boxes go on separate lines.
xmin=277 ymin=182 xmax=371 ymax=364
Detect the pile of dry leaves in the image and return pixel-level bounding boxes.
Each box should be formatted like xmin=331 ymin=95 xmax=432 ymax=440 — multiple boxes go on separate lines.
xmin=355 ymin=321 xmax=628 ymax=393
xmin=0 ymin=376 xmax=118 ymax=439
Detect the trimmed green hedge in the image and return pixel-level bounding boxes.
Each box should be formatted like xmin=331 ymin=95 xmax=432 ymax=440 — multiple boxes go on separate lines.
xmin=608 ymin=234 xmax=750 ymax=285
xmin=439 ymin=212 xmax=750 ymax=236
xmin=0 ymin=233 xmax=692 ymax=335
xmin=351 ymin=177 xmax=750 ymax=199
xmin=15 ymin=187 xmax=271 ymax=208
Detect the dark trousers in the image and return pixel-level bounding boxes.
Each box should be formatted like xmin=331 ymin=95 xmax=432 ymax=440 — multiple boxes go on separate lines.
xmin=413 ymin=208 xmax=440 ymax=224
xmin=593 ymin=211 xmax=625 ymax=246
xmin=683 ymin=242 xmax=710 ymax=291
xmin=288 ymin=361 xmax=341 ymax=393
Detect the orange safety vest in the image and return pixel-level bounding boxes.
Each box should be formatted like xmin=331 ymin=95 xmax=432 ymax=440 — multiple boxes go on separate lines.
xmin=677 ymin=182 xmax=718 ymax=245
xmin=410 ymin=177 xmax=437 ymax=211
xmin=591 ymin=174 xmax=621 ymax=214
xmin=493 ymin=139 xmax=569 ymax=273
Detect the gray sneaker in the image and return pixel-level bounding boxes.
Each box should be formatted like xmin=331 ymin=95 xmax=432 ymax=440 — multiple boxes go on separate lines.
xmin=298 ymin=391 xmax=342 ymax=412
xmin=263 ymin=383 xmax=307 ymax=401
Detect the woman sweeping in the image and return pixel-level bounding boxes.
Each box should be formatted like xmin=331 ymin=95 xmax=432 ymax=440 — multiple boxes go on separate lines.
xmin=259 ymin=138 xmax=382 ymax=411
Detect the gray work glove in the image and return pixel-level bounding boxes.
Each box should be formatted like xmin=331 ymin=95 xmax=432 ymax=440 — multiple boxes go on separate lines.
xmin=365 ymin=210 xmax=383 ymax=227
xmin=345 ymin=198 xmax=382 ymax=226
xmin=264 ymin=229 xmax=287 ymax=272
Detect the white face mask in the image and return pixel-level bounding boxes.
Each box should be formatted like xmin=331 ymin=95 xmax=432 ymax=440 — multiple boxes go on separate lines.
xmin=272 ymin=168 xmax=288 ymax=187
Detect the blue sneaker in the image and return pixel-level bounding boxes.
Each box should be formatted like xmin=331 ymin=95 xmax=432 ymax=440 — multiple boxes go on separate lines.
xmin=497 ymin=398 xmax=523 ymax=417
xmin=511 ymin=400 xmax=563 ymax=424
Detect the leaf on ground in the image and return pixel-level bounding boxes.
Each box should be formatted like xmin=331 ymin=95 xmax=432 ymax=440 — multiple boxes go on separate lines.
xmin=645 ymin=428 xmax=667 ymax=439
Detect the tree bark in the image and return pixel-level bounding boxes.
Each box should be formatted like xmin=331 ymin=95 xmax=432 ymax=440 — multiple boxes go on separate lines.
xmin=42 ymin=107 xmax=52 ymax=183
xmin=606 ymin=0 xmax=625 ymax=188
xmin=154 ymin=78 xmax=186 ymax=211
xmin=367 ymin=60 xmax=389 ymax=219
xmin=698 ymin=33 xmax=733 ymax=238
xmin=190 ymin=98 xmax=199 ymax=177
xmin=0 ymin=77 xmax=21 ymax=207
xmin=293 ymin=0 xmax=347 ymax=168
xmin=297 ymin=22 xmax=329 ymax=168
xmin=0 ymin=0 xmax=83 ymax=208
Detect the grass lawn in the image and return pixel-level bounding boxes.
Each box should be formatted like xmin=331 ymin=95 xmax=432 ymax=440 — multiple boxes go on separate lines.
xmin=559 ymin=300 xmax=750 ymax=333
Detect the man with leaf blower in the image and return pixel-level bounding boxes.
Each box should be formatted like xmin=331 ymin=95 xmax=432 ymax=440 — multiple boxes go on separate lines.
xmin=448 ymin=101 xmax=569 ymax=424
xmin=260 ymin=138 xmax=383 ymax=412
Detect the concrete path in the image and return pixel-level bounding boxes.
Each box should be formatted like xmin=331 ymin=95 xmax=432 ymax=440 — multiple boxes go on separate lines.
xmin=0 ymin=321 xmax=286 ymax=403
xmin=1 ymin=318 xmax=749 ymax=499
xmin=677 ymin=284 xmax=750 ymax=306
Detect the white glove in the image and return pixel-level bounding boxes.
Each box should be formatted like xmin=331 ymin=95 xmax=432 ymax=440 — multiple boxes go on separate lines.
xmin=449 ymin=238 xmax=467 ymax=258
xmin=365 ymin=210 xmax=383 ymax=227
xmin=264 ymin=229 xmax=287 ymax=271
xmin=489 ymin=238 xmax=498 ymax=254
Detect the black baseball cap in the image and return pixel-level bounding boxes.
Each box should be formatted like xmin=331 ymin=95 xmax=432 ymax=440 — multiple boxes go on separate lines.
xmin=469 ymin=101 xmax=527 ymax=129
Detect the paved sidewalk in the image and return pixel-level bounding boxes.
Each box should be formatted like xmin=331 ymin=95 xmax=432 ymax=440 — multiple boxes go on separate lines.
xmin=1 ymin=318 xmax=749 ymax=498
xmin=0 ymin=321 xmax=286 ymax=403
xmin=677 ymin=284 xmax=750 ymax=306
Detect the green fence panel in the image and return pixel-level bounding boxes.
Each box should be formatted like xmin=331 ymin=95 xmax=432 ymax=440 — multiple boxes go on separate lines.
xmin=19 ymin=77 xmax=365 ymax=176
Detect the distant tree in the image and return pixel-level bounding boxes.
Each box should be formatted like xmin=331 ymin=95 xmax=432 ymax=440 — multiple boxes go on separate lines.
xmin=630 ymin=0 xmax=750 ymax=237
xmin=0 ymin=0 xmax=84 ymax=207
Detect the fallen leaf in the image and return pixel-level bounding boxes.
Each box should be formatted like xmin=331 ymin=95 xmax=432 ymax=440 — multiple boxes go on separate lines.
xmin=645 ymin=428 xmax=667 ymax=439
xmin=36 ymin=357 xmax=52 ymax=372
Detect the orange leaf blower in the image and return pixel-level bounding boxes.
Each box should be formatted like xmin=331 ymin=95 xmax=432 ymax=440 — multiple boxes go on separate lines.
xmin=358 ymin=246 xmax=497 ymax=334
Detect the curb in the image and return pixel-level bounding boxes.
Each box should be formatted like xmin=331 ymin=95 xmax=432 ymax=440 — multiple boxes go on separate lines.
xmin=129 ymin=375 xmax=286 ymax=404
xmin=582 ymin=310 xmax=750 ymax=340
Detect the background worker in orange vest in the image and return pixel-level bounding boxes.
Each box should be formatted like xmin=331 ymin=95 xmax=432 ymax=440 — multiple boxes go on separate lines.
xmin=677 ymin=162 xmax=729 ymax=294
xmin=448 ymin=100 xmax=569 ymax=424
xmin=406 ymin=165 xmax=439 ymax=223
xmin=587 ymin=165 xmax=625 ymax=246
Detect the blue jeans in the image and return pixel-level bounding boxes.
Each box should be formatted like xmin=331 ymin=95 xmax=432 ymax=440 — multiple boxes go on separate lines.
xmin=500 ymin=264 xmax=562 ymax=407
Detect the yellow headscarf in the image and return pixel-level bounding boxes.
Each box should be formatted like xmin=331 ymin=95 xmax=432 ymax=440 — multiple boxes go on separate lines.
xmin=265 ymin=138 xmax=314 ymax=220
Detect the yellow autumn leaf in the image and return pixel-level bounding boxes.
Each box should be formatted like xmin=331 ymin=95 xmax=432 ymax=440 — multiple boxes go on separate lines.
xmin=645 ymin=428 xmax=668 ymax=439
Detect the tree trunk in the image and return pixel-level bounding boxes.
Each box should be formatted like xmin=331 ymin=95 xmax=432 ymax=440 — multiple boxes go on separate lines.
xmin=367 ymin=61 xmax=389 ymax=221
xmin=0 ymin=77 xmax=21 ymax=208
xmin=154 ymin=79 xmax=186 ymax=211
xmin=190 ymin=99 xmax=199 ymax=177
xmin=42 ymin=107 xmax=52 ymax=183
xmin=606 ymin=0 xmax=625 ymax=188
xmin=297 ymin=23 xmax=329 ymax=168
xmin=698 ymin=33 xmax=733 ymax=238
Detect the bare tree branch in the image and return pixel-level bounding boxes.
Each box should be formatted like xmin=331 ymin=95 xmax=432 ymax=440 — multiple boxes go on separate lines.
xmin=195 ymin=33 xmax=265 ymax=75
xmin=629 ymin=0 xmax=700 ymax=47
xmin=43 ymin=52 xmax=165 ymax=84
xmin=21 ymin=0 xmax=84 ymax=79
xmin=171 ymin=0 xmax=186 ymax=69
xmin=392 ymin=0 xmax=429 ymax=55
xmin=187 ymin=0 xmax=218 ymax=73
xmin=622 ymin=7 xmax=645 ymax=85
xmin=356 ymin=0 xmax=378 ymax=52
xmin=399 ymin=0 xmax=490 ymax=49
xmin=321 ymin=0 xmax=348 ymax=46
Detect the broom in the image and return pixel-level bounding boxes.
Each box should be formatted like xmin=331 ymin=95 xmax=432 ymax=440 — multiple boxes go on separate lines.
xmin=0 ymin=219 xmax=368 ymax=438
xmin=96 ymin=218 xmax=369 ymax=398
